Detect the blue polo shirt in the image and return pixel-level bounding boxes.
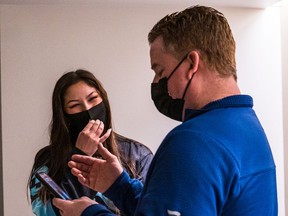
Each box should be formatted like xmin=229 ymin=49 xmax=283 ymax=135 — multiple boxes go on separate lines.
xmin=82 ymin=95 xmax=278 ymax=216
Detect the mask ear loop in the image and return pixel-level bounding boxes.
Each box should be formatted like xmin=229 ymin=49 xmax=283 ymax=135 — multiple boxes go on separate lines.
xmin=181 ymin=72 xmax=195 ymax=100
xmin=167 ymin=53 xmax=189 ymax=80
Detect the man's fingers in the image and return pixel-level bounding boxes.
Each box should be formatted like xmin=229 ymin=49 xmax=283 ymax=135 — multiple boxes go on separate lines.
xmin=70 ymin=167 xmax=85 ymax=177
xmin=70 ymin=167 xmax=89 ymax=179
xmin=69 ymin=168 xmax=89 ymax=186
xmin=71 ymin=154 xmax=96 ymax=165
xmin=97 ymin=142 xmax=115 ymax=162
xmin=52 ymin=198 xmax=71 ymax=210
xmin=77 ymin=174 xmax=89 ymax=186
xmin=68 ymin=160 xmax=91 ymax=173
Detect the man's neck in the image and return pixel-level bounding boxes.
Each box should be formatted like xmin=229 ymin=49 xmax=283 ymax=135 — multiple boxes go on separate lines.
xmin=185 ymin=74 xmax=240 ymax=110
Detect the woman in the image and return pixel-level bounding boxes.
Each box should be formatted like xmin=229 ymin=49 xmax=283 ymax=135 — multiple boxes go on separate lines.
xmin=28 ymin=69 xmax=153 ymax=215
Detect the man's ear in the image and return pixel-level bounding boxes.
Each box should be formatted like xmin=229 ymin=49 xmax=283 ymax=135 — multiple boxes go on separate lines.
xmin=186 ymin=51 xmax=199 ymax=79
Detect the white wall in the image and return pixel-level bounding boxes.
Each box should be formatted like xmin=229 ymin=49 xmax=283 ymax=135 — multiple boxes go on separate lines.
xmin=230 ymin=6 xmax=284 ymax=215
xmin=0 ymin=4 xmax=285 ymax=216
xmin=281 ymin=3 xmax=288 ymax=216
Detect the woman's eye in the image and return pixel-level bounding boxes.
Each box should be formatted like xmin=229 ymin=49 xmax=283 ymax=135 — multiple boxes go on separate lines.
xmin=69 ymin=104 xmax=79 ymax=109
xmin=89 ymin=96 xmax=98 ymax=102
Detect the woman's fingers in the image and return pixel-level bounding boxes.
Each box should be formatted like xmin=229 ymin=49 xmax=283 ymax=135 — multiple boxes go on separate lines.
xmin=84 ymin=120 xmax=111 ymax=141
xmin=76 ymin=119 xmax=110 ymax=156
xmin=89 ymin=120 xmax=103 ymax=135
xmin=82 ymin=120 xmax=96 ymax=133
xmin=81 ymin=119 xmax=103 ymax=136
xmin=99 ymin=128 xmax=112 ymax=143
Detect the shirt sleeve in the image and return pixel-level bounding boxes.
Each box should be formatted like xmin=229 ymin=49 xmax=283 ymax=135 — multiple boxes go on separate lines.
xmin=79 ymin=171 xmax=143 ymax=216
xmin=81 ymin=204 xmax=115 ymax=216
xmin=103 ymin=171 xmax=143 ymax=216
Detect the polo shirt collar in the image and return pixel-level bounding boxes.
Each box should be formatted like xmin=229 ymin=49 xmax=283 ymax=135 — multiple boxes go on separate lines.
xmin=184 ymin=95 xmax=253 ymax=121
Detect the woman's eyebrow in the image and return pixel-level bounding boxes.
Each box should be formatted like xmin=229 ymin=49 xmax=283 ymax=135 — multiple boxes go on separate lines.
xmin=86 ymin=91 xmax=98 ymax=99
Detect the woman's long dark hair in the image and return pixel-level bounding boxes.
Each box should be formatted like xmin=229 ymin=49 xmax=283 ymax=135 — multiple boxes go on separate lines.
xmin=27 ymin=69 xmax=125 ymax=202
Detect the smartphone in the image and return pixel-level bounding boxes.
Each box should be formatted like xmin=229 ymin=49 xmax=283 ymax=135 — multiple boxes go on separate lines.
xmin=35 ymin=172 xmax=71 ymax=200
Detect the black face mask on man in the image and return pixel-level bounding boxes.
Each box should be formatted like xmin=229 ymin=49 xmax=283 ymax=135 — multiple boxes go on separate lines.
xmin=151 ymin=53 xmax=194 ymax=122
xmin=65 ymin=101 xmax=107 ymax=145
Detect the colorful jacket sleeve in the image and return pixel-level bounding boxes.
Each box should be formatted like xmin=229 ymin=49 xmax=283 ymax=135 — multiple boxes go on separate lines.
xmin=29 ymin=166 xmax=57 ymax=216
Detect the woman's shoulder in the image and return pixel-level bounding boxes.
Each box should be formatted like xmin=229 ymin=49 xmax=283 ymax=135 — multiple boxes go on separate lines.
xmin=32 ymin=146 xmax=51 ymax=169
xmin=115 ymin=133 xmax=153 ymax=156
xmin=35 ymin=145 xmax=50 ymax=158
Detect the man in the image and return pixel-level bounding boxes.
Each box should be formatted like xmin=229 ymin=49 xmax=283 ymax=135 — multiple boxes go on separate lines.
xmin=53 ymin=5 xmax=278 ymax=215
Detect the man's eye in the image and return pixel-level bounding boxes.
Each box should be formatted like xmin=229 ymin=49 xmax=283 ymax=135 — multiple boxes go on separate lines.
xmin=157 ymin=70 xmax=164 ymax=78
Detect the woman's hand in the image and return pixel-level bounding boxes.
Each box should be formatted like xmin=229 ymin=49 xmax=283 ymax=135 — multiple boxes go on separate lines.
xmin=75 ymin=119 xmax=111 ymax=156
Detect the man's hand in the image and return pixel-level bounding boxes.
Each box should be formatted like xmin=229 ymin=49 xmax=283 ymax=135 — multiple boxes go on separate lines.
xmin=52 ymin=196 xmax=96 ymax=216
xmin=68 ymin=142 xmax=123 ymax=193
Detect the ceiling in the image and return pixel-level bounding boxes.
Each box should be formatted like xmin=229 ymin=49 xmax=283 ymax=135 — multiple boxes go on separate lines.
xmin=0 ymin=0 xmax=283 ymax=8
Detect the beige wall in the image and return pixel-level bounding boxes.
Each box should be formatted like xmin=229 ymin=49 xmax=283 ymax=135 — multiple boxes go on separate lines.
xmin=0 ymin=3 xmax=286 ymax=216
xmin=0 ymin=6 xmax=3 ymax=215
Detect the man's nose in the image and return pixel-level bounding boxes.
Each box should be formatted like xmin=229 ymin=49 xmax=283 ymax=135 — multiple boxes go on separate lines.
xmin=153 ymin=75 xmax=160 ymax=83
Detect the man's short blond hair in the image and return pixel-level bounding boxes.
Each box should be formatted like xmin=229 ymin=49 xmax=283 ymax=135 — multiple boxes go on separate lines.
xmin=148 ymin=5 xmax=237 ymax=80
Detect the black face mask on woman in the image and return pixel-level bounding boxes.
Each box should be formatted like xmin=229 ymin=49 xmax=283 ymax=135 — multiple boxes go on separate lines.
xmin=65 ymin=101 xmax=107 ymax=145
xmin=151 ymin=53 xmax=193 ymax=122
